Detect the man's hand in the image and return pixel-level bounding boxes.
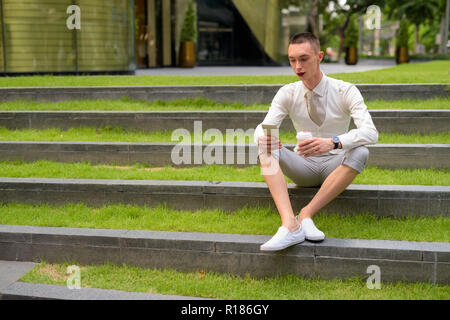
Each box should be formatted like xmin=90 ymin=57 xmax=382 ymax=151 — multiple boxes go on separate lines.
xmin=258 ymin=135 xmax=282 ymax=155
xmin=297 ymin=137 xmax=334 ymax=157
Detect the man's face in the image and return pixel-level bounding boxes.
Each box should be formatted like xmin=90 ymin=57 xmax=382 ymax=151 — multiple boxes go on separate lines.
xmin=288 ymin=42 xmax=324 ymax=81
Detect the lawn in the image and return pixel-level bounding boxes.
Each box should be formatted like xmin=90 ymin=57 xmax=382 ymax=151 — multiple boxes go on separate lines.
xmin=0 ymin=127 xmax=448 ymax=144
xmin=329 ymin=60 xmax=450 ymax=84
xmin=0 ymin=61 xmax=448 ymax=87
xmin=0 ymin=160 xmax=448 ymax=186
xmin=20 ymin=262 xmax=450 ymax=300
xmin=0 ymin=203 xmax=448 ymax=242
xmin=0 ymin=96 xmax=448 ymax=110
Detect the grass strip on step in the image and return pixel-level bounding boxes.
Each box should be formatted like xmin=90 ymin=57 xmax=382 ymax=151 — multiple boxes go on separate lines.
xmin=0 ymin=96 xmax=448 ymax=110
xmin=0 ymin=160 xmax=448 ymax=186
xmin=328 ymin=60 xmax=450 ymax=84
xmin=20 ymin=262 xmax=450 ymax=300
xmin=0 ymin=127 xmax=449 ymax=144
xmin=0 ymin=61 xmax=448 ymax=87
xmin=0 ymin=203 xmax=448 ymax=242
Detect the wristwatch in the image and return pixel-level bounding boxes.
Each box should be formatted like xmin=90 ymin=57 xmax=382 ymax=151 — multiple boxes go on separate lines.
xmin=332 ymin=136 xmax=340 ymax=149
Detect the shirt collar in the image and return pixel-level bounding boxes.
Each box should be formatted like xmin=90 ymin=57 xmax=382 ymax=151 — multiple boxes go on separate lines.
xmin=302 ymin=72 xmax=327 ymax=98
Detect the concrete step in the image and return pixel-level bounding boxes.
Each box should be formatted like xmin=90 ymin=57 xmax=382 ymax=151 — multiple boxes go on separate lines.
xmin=0 ymin=282 xmax=208 ymax=300
xmin=0 ymin=225 xmax=448 ymax=284
xmin=0 ymin=258 xmax=207 ymax=300
xmin=0 ymin=260 xmax=35 ymax=294
xmin=0 ymin=84 xmax=447 ymax=103
xmin=1 ymin=109 xmax=449 ymax=134
xmin=0 ymin=178 xmax=448 ymax=217
xmin=0 ymin=141 xmax=448 ymax=169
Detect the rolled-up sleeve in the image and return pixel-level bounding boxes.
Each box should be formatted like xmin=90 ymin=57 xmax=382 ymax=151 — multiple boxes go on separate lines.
xmin=337 ymin=85 xmax=378 ymax=149
xmin=253 ymin=86 xmax=291 ymax=144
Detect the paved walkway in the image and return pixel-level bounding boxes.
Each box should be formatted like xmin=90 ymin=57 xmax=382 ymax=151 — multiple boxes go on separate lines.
xmin=0 ymin=260 xmax=206 ymax=300
xmin=0 ymin=261 xmax=35 ymax=293
xmin=136 ymin=58 xmax=396 ymax=76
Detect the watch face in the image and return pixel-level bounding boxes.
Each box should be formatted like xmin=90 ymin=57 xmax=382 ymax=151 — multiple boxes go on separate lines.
xmin=333 ymin=136 xmax=339 ymax=144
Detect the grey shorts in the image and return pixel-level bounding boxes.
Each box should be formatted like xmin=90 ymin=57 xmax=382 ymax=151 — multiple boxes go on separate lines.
xmin=276 ymin=146 xmax=369 ymax=187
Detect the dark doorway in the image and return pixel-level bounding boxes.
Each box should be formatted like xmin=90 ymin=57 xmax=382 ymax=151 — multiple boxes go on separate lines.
xmin=196 ymin=0 xmax=275 ymax=65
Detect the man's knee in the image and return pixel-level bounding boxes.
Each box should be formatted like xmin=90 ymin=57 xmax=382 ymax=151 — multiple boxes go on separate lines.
xmin=353 ymin=146 xmax=369 ymax=163
xmin=343 ymin=146 xmax=369 ymax=173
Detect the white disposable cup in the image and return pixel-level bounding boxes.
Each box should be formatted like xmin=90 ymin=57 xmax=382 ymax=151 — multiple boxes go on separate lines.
xmin=294 ymin=131 xmax=313 ymax=153
xmin=296 ymin=131 xmax=313 ymax=141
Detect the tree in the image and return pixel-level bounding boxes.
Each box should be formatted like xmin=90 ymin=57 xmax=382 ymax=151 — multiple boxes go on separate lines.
xmin=385 ymin=0 xmax=440 ymax=53
xmin=345 ymin=14 xmax=359 ymax=48
xmin=396 ymin=17 xmax=410 ymax=63
xmin=306 ymin=0 xmax=320 ymax=37
xmin=345 ymin=14 xmax=359 ymax=64
xmin=322 ymin=0 xmax=385 ymax=60
xmin=180 ymin=0 xmax=197 ymax=43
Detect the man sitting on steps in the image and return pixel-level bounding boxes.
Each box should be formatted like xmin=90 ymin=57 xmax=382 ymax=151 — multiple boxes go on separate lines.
xmin=254 ymin=32 xmax=378 ymax=251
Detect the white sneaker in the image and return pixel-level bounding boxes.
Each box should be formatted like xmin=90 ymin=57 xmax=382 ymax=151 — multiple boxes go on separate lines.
xmin=300 ymin=218 xmax=325 ymax=241
xmin=260 ymin=226 xmax=305 ymax=251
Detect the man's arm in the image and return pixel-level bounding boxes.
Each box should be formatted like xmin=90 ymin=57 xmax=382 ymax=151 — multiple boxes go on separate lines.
xmin=337 ymin=85 xmax=378 ymax=149
xmin=254 ymin=86 xmax=291 ymax=154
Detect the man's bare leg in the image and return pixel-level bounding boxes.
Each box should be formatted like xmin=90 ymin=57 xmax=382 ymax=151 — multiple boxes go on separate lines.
xmin=297 ymin=164 xmax=358 ymax=222
xmin=259 ymin=153 xmax=299 ymax=232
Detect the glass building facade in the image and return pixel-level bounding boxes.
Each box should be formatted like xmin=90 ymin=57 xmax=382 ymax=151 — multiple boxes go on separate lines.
xmin=197 ymin=0 xmax=277 ymax=65
xmin=0 ymin=0 xmax=135 ymax=74
xmin=135 ymin=0 xmax=308 ymax=68
xmin=0 ymin=0 xmax=309 ymax=73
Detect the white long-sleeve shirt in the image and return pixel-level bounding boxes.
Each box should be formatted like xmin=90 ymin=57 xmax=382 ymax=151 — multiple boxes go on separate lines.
xmin=254 ymin=73 xmax=378 ymax=154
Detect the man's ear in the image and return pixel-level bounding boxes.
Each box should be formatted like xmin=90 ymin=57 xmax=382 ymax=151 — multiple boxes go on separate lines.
xmin=318 ymin=51 xmax=324 ymax=62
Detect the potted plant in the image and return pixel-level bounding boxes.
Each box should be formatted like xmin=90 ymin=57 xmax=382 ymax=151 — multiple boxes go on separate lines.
xmin=345 ymin=15 xmax=359 ymax=65
xmin=396 ymin=18 xmax=410 ymax=64
xmin=179 ymin=0 xmax=197 ymax=68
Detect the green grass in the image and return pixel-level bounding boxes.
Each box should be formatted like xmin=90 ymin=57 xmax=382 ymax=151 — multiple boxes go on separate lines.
xmin=330 ymin=60 xmax=450 ymax=84
xmin=0 ymin=126 xmax=448 ymax=144
xmin=0 ymin=96 xmax=448 ymax=110
xmin=0 ymin=97 xmax=268 ymax=111
xmin=0 ymin=61 xmax=448 ymax=87
xmin=0 ymin=160 xmax=448 ymax=186
xmin=20 ymin=261 xmax=450 ymax=300
xmin=376 ymin=133 xmax=450 ymax=144
xmin=0 ymin=203 xmax=448 ymax=242
xmin=366 ymin=97 xmax=450 ymax=110
xmin=0 ymin=74 xmax=299 ymax=87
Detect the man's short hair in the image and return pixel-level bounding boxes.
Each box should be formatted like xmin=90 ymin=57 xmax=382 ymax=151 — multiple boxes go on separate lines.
xmin=289 ymin=32 xmax=320 ymax=52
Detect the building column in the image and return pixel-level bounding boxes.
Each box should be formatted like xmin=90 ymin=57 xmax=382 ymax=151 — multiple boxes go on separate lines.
xmin=162 ymin=0 xmax=172 ymax=66
xmin=147 ymin=0 xmax=157 ymax=67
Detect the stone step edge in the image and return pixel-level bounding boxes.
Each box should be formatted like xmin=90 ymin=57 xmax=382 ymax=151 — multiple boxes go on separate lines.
xmin=0 ymin=177 xmax=450 ymax=193
xmin=2 ymin=109 xmax=448 ymax=135
xmin=0 ymin=225 xmax=448 ymax=285
xmin=0 ymin=142 xmax=448 ymax=170
xmin=1 ymin=178 xmax=448 ymax=217
xmin=2 ymin=83 xmax=448 ymax=87
xmin=0 ymin=177 xmax=448 ymax=192
xmin=1 ymin=141 xmax=448 ymax=155
xmin=1 ymin=109 xmax=449 ymax=114
xmin=0 ymin=84 xmax=447 ymax=103
xmin=1 ymin=141 xmax=449 ymax=147
xmin=0 ymin=282 xmax=208 ymax=300
xmin=1 ymin=224 xmax=448 ymax=263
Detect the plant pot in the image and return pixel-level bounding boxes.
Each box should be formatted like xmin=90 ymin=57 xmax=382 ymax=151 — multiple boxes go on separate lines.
xmin=396 ymin=47 xmax=409 ymax=64
xmin=345 ymin=47 xmax=358 ymax=65
xmin=179 ymin=41 xmax=196 ymax=68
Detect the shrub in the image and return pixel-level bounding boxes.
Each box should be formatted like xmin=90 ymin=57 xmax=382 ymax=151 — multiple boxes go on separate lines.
xmin=397 ymin=18 xmax=409 ymax=48
xmin=180 ymin=0 xmax=197 ymax=43
xmin=345 ymin=15 xmax=359 ymax=48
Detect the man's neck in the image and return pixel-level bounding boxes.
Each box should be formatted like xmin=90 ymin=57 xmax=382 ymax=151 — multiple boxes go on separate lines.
xmin=303 ymin=70 xmax=323 ymax=91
